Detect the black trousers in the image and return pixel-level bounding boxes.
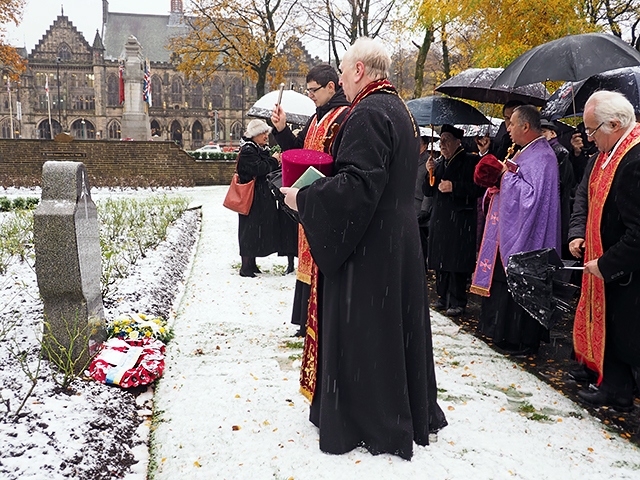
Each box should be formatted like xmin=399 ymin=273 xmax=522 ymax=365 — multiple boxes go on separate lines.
xmin=601 ymin=346 xmax=640 ymax=400
xmin=435 ymin=270 xmax=469 ymax=309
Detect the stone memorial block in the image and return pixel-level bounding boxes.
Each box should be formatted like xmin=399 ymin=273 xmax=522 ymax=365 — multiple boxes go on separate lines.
xmin=121 ymin=35 xmax=151 ymax=141
xmin=34 ymin=161 xmax=105 ymax=368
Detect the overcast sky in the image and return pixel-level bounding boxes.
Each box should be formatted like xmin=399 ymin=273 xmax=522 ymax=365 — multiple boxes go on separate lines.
xmin=4 ymin=0 xmax=328 ymax=60
xmin=5 ymin=0 xmax=177 ymax=53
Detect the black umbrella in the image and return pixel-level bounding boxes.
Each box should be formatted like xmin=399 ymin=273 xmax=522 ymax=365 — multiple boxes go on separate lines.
xmin=506 ymin=248 xmax=581 ymax=329
xmin=406 ymin=96 xmax=490 ymax=126
xmin=436 ymin=67 xmax=550 ymax=106
xmin=541 ymin=66 xmax=640 ymax=120
xmin=492 ymin=33 xmax=640 ymax=89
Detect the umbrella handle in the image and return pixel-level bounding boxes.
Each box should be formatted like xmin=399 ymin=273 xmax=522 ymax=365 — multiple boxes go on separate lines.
xmin=277 ymin=83 xmax=285 ymax=105
xmin=429 ymin=167 xmax=435 ymax=186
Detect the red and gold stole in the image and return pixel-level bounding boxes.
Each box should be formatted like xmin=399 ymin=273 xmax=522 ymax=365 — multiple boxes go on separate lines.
xmin=298 ymin=105 xmax=348 ymax=402
xmin=296 ymin=106 xmax=348 ymax=285
xmin=573 ymin=123 xmax=640 ymax=384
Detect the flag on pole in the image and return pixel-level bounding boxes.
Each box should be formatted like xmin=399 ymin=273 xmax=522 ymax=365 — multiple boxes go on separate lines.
xmin=45 ymin=75 xmax=49 ymax=98
xmin=118 ymin=60 xmax=125 ymax=105
xmin=143 ymin=59 xmax=152 ymax=107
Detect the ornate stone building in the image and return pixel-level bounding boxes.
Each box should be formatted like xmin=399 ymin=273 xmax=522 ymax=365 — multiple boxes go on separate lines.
xmin=2 ymin=0 xmax=320 ymax=149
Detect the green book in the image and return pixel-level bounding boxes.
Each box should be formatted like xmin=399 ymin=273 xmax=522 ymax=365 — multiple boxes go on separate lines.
xmin=291 ymin=166 xmax=326 ymax=188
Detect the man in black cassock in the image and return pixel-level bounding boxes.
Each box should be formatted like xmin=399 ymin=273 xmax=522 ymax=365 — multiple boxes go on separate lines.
xmin=281 ymin=37 xmax=447 ymax=460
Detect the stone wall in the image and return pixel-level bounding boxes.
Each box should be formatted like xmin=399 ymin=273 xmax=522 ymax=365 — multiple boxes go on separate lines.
xmin=0 ymin=139 xmax=236 ymax=187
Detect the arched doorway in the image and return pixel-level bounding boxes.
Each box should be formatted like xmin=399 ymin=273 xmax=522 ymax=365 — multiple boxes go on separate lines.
xmin=37 ymin=119 xmax=62 ymax=139
xmin=170 ymin=120 xmax=183 ymax=147
xmin=150 ymin=119 xmax=161 ymax=138
xmin=71 ymin=119 xmax=96 ymax=139
xmin=191 ymin=120 xmax=203 ymax=148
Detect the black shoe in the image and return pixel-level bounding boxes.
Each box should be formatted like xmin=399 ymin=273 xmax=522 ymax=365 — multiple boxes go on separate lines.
xmin=446 ymin=306 xmax=464 ymax=317
xmin=239 ymin=269 xmax=256 ymax=278
xmin=577 ymin=386 xmax=634 ymax=412
xmin=568 ymin=365 xmax=598 ymax=383
xmin=503 ymin=345 xmax=538 ymax=357
xmin=432 ymin=299 xmax=446 ymax=310
xmin=285 ymin=265 xmax=295 ymax=275
xmin=292 ymin=325 xmax=305 ymax=337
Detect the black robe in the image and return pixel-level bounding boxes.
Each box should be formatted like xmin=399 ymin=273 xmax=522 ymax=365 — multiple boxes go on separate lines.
xmin=423 ymin=147 xmax=484 ymax=272
xmin=237 ymin=139 xmax=280 ymax=257
xmin=296 ymin=89 xmax=447 ymax=459
xmin=596 ymin=144 xmax=640 ymax=367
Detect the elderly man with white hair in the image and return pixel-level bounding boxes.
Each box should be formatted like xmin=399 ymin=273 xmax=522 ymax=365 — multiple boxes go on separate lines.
xmin=281 ymin=37 xmax=447 ymax=459
xmin=571 ymin=90 xmax=640 ymax=411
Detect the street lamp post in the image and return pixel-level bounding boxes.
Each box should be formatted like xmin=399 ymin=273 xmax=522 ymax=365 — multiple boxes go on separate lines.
xmin=56 ymin=57 xmax=62 ymax=131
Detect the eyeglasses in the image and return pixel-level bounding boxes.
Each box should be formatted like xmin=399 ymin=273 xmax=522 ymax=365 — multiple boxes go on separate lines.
xmin=585 ymin=122 xmax=605 ymax=138
xmin=305 ymin=84 xmax=326 ymax=96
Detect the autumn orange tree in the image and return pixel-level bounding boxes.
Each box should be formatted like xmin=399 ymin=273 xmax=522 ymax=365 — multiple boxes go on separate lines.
xmin=170 ymin=0 xmax=301 ymax=97
xmin=455 ymin=0 xmax=597 ymax=67
xmin=0 ymin=0 xmax=27 ymax=78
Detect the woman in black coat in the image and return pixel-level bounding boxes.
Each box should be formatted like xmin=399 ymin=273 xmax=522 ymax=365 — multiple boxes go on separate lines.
xmin=237 ymin=119 xmax=281 ymax=277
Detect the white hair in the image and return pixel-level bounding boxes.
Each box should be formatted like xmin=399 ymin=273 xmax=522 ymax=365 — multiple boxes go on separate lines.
xmin=585 ymin=90 xmax=635 ymax=132
xmin=244 ymin=119 xmax=271 ymax=139
xmin=341 ymin=37 xmax=390 ymax=81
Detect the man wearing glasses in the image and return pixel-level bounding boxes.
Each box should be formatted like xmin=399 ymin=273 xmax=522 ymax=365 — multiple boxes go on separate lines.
xmin=570 ymin=90 xmax=640 ymax=411
xmin=271 ymin=64 xmax=351 ymax=338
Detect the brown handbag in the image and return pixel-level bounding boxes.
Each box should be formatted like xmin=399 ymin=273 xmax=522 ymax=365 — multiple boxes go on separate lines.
xmin=223 ymin=154 xmax=255 ymax=215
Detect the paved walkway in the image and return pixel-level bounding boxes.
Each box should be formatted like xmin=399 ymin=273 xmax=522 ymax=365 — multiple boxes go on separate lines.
xmin=150 ymin=186 xmax=640 ymax=480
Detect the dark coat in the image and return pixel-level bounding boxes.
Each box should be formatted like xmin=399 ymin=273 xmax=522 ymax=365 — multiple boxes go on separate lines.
xmin=423 ymin=147 xmax=485 ymax=272
xmin=568 ymin=154 xmax=597 ymax=242
xmin=596 ymin=144 xmax=640 ymax=366
xmin=236 ymin=139 xmax=280 ymax=257
xmin=549 ymin=137 xmax=575 ymax=247
xmin=296 ymin=90 xmax=447 ymax=459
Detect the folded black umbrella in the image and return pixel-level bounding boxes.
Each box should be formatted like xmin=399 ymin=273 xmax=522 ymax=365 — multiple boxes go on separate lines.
xmin=506 ymin=248 xmax=581 ymax=329
xmin=266 ymin=169 xmax=299 ymax=222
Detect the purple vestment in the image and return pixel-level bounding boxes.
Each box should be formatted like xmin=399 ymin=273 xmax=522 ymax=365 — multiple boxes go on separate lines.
xmin=472 ymin=137 xmax=561 ymax=295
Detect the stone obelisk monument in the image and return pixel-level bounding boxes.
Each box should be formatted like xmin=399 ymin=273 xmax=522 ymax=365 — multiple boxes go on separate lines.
xmin=121 ymin=35 xmax=151 ymax=140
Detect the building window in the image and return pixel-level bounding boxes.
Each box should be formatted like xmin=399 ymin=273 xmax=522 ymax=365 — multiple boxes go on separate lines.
xmin=230 ymin=77 xmax=242 ymax=109
xmin=107 ymin=74 xmax=119 ymax=106
xmin=0 ymin=118 xmax=18 ymax=139
xmin=211 ymin=77 xmax=223 ymax=109
xmin=190 ymin=83 xmax=203 ymax=109
xmin=72 ymin=95 xmax=95 ymax=110
xmin=39 ymin=94 xmax=64 ymax=110
xmin=58 ymin=43 xmax=72 ymax=62
xmin=35 ymin=72 xmax=55 ymax=88
xmin=71 ymin=119 xmax=96 ymax=139
xmin=151 ymin=76 xmax=162 ymax=107
xmin=171 ymin=77 xmax=182 ymax=105
xmin=230 ymin=121 xmax=243 ymax=142
xmin=85 ymin=73 xmax=94 ymax=88
xmin=107 ymin=120 xmax=121 ymax=140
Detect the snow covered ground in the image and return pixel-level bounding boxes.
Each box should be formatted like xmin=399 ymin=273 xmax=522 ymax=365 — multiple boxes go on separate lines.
xmin=152 ymin=186 xmax=640 ymax=480
xmin=1 ymin=185 xmax=640 ymax=479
